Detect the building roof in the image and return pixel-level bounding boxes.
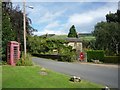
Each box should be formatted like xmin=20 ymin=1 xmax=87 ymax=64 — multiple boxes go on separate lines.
xmin=66 ymin=38 xmax=81 ymax=42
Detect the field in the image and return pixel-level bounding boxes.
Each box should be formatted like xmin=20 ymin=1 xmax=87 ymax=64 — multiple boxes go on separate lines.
xmin=2 ymin=65 xmax=103 ymax=88
xmin=49 ymin=34 xmax=95 ymax=41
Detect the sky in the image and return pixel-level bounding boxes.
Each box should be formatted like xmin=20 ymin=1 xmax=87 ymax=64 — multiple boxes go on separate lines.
xmin=12 ymin=0 xmax=119 ymax=36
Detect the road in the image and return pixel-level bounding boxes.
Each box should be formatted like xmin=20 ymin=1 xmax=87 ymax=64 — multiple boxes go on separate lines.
xmin=32 ymin=57 xmax=118 ymax=88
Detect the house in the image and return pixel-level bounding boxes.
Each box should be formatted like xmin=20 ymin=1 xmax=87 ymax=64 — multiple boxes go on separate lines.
xmin=66 ymin=38 xmax=82 ymax=52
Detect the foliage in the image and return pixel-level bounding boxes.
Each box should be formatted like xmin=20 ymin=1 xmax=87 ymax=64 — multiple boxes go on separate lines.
xmin=58 ymin=47 xmax=76 ymax=62
xmin=106 ymin=12 xmax=117 ymax=22
xmin=1 ymin=61 xmax=8 ymax=65
xmin=28 ymin=36 xmax=77 ymax=62
xmin=2 ymin=2 xmax=37 ymax=61
xmin=93 ymin=22 xmax=120 ymax=55
xmin=0 ymin=1 xmax=2 ymax=59
xmin=87 ymin=50 xmax=104 ymax=62
xmin=93 ymin=10 xmax=120 ymax=55
xmin=68 ymin=25 xmax=78 ymax=38
xmin=103 ymin=56 xmax=119 ymax=64
xmin=27 ymin=36 xmax=46 ymax=54
xmin=106 ymin=10 xmax=120 ymax=23
xmin=3 ymin=65 xmax=103 ymax=88
xmin=48 ymin=34 xmax=95 ymax=51
xmin=16 ymin=53 xmax=33 ymax=66
xmin=10 ymin=6 xmax=37 ymax=44
xmin=2 ymin=12 xmax=16 ymax=61
xmin=58 ymin=54 xmax=76 ymax=62
xmin=46 ymin=34 xmax=95 ymax=41
xmin=27 ymin=36 xmax=67 ymax=54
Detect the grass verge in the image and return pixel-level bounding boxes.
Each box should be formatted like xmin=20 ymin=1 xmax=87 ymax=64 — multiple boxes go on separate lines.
xmin=2 ymin=65 xmax=103 ymax=88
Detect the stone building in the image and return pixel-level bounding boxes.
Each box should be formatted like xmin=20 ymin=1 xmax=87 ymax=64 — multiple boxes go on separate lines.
xmin=66 ymin=38 xmax=82 ymax=52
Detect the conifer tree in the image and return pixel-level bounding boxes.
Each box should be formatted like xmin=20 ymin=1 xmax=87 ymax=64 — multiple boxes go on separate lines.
xmin=68 ymin=25 xmax=78 ymax=38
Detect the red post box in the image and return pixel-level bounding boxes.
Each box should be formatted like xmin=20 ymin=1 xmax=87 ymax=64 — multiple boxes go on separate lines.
xmin=80 ymin=52 xmax=84 ymax=61
xmin=7 ymin=41 xmax=20 ymax=66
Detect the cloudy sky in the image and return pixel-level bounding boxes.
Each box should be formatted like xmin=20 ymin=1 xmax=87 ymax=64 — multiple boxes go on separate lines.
xmin=12 ymin=0 xmax=119 ymax=36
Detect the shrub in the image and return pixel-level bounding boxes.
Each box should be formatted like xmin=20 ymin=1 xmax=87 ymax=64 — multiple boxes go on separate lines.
xmin=58 ymin=55 xmax=72 ymax=62
xmin=0 ymin=61 xmax=2 ymax=65
xmin=87 ymin=50 xmax=104 ymax=62
xmin=57 ymin=46 xmax=77 ymax=62
xmin=58 ymin=51 xmax=76 ymax=62
xmin=1 ymin=61 xmax=8 ymax=65
xmin=104 ymin=56 xmax=119 ymax=64
xmin=16 ymin=53 xmax=33 ymax=66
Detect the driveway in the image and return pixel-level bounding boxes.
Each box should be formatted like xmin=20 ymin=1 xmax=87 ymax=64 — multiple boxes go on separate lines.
xmin=32 ymin=57 xmax=118 ymax=88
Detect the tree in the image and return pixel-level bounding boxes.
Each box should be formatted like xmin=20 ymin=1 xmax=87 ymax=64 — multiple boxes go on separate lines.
xmin=93 ymin=10 xmax=120 ymax=55
xmin=27 ymin=36 xmax=76 ymax=62
xmin=9 ymin=5 xmax=37 ymax=50
xmin=2 ymin=1 xmax=37 ymax=60
xmin=117 ymin=10 xmax=120 ymax=23
xmin=0 ymin=1 xmax=2 ymax=59
xmin=68 ymin=25 xmax=78 ymax=38
xmin=2 ymin=12 xmax=16 ymax=60
xmin=106 ymin=10 xmax=120 ymax=23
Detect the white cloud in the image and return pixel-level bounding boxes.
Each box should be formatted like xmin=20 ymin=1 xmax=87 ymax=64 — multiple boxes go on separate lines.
xmin=33 ymin=29 xmax=66 ymax=36
xmin=68 ymin=3 xmax=117 ymax=25
xmin=38 ymin=10 xmax=66 ymax=23
xmin=11 ymin=0 xmax=119 ymax=2
xmin=69 ymin=14 xmax=93 ymax=25
xmin=45 ymin=21 xmax=60 ymax=29
xmin=26 ymin=2 xmax=118 ymax=35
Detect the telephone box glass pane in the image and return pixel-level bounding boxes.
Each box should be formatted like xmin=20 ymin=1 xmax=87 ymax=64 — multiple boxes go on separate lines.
xmin=13 ymin=46 xmax=18 ymax=63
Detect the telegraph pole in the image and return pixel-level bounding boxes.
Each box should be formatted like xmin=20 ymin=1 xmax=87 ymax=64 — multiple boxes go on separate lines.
xmin=23 ymin=0 xmax=26 ymax=57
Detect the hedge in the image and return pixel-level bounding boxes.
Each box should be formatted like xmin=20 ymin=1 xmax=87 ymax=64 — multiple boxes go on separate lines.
xmin=87 ymin=50 xmax=104 ymax=62
xmin=32 ymin=54 xmax=75 ymax=62
xmin=104 ymin=56 xmax=120 ymax=64
xmin=32 ymin=54 xmax=60 ymax=60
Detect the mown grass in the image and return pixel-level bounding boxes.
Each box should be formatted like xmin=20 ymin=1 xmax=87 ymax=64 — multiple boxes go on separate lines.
xmin=2 ymin=65 xmax=103 ymax=89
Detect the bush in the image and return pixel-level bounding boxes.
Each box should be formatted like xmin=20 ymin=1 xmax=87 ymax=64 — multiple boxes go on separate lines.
xmin=104 ymin=56 xmax=119 ymax=64
xmin=58 ymin=51 xmax=76 ymax=62
xmin=87 ymin=50 xmax=104 ymax=62
xmin=16 ymin=53 xmax=33 ymax=66
xmin=58 ymin=55 xmax=73 ymax=62
xmin=1 ymin=61 xmax=8 ymax=65
xmin=57 ymin=46 xmax=76 ymax=62
xmin=32 ymin=53 xmax=76 ymax=62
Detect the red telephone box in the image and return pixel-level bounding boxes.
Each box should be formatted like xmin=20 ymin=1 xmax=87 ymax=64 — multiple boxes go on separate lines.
xmin=80 ymin=52 xmax=84 ymax=61
xmin=7 ymin=41 xmax=20 ymax=66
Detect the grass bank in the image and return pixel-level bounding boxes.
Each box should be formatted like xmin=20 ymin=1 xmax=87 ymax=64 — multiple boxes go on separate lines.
xmin=2 ymin=65 xmax=103 ymax=88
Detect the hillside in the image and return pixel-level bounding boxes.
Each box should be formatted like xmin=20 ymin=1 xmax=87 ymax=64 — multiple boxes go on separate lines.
xmin=49 ymin=34 xmax=95 ymax=41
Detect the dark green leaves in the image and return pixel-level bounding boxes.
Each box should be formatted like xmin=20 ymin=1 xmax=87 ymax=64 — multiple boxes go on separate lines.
xmin=68 ymin=25 xmax=78 ymax=38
